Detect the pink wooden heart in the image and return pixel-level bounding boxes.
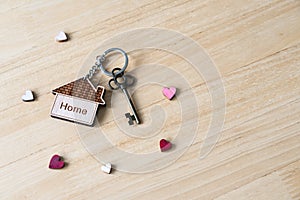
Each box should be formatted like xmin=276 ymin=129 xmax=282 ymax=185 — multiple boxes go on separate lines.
xmin=49 ymin=155 xmax=65 ymax=169
xmin=162 ymin=87 xmax=176 ymax=100
xmin=160 ymin=139 xmax=172 ymax=152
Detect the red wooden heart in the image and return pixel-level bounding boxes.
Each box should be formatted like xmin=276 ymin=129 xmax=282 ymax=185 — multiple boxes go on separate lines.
xmin=49 ymin=155 xmax=65 ymax=169
xmin=160 ymin=139 xmax=172 ymax=152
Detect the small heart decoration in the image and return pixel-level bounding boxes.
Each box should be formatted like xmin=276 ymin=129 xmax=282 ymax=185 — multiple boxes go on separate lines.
xmin=101 ymin=163 xmax=112 ymax=174
xmin=55 ymin=31 xmax=68 ymax=42
xmin=22 ymin=90 xmax=34 ymax=102
xmin=49 ymin=155 xmax=65 ymax=169
xmin=160 ymin=139 xmax=172 ymax=152
xmin=162 ymin=87 xmax=176 ymax=100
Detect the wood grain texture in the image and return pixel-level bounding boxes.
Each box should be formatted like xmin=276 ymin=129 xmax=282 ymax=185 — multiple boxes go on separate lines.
xmin=0 ymin=0 xmax=299 ymax=199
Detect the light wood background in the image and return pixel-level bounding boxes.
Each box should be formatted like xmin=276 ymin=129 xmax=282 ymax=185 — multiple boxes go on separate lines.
xmin=1 ymin=0 xmax=300 ymax=199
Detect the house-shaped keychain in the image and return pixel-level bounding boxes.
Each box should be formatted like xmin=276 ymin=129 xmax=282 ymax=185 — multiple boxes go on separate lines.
xmin=50 ymin=78 xmax=105 ymax=126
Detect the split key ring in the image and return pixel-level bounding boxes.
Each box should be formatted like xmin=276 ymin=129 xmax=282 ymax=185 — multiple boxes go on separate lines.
xmin=99 ymin=48 xmax=128 ymax=77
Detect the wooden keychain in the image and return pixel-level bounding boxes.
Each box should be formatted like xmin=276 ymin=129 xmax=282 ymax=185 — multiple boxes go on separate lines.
xmin=50 ymin=48 xmax=140 ymax=126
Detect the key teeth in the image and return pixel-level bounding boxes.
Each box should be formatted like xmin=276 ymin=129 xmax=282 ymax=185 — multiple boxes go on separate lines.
xmin=125 ymin=113 xmax=135 ymax=125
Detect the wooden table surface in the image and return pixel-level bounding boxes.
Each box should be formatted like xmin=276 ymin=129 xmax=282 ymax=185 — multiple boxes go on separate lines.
xmin=1 ymin=0 xmax=300 ymax=199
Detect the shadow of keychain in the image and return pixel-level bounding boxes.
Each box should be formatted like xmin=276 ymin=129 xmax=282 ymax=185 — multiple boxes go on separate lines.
xmin=86 ymin=48 xmax=140 ymax=125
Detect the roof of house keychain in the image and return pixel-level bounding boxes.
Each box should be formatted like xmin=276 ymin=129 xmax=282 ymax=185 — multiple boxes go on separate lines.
xmin=50 ymin=48 xmax=140 ymax=126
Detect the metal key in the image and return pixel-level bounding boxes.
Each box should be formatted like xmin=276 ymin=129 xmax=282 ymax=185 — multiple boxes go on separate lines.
xmin=109 ymin=68 xmax=140 ymax=125
xmin=97 ymin=48 xmax=140 ymax=125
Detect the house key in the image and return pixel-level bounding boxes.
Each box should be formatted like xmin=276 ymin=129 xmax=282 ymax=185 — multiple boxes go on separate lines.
xmin=97 ymin=48 xmax=140 ymax=125
xmin=108 ymin=68 xmax=140 ymax=125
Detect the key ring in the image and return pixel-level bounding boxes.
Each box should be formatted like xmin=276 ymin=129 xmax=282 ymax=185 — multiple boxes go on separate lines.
xmin=85 ymin=48 xmax=128 ymax=79
xmin=99 ymin=48 xmax=128 ymax=77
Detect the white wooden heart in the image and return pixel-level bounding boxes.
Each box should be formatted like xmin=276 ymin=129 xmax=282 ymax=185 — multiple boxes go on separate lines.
xmin=22 ymin=90 xmax=34 ymax=102
xmin=101 ymin=163 xmax=112 ymax=174
xmin=55 ymin=31 xmax=68 ymax=42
